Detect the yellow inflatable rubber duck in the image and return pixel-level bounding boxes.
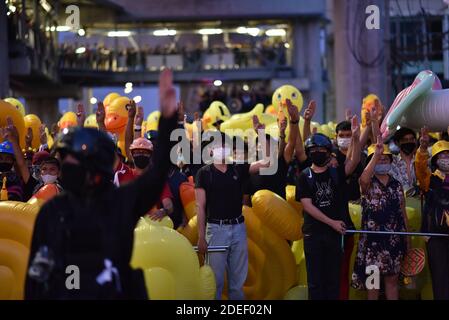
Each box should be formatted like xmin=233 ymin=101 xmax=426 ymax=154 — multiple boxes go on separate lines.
xmin=271 ymin=85 xmax=304 ymax=117
xmin=0 ymin=100 xmax=26 ymax=147
xmin=58 ymin=111 xmax=77 ymax=130
xmin=103 ymin=92 xmax=121 ymax=108
xmin=84 ymin=114 xmax=98 ymax=128
xmin=105 ymin=96 xmax=130 ymax=154
xmin=23 ymin=114 xmax=42 ymax=150
xmin=202 ymin=101 xmax=231 ymax=130
xmin=4 ymin=98 xmax=25 ymax=117
xmin=146 ymin=111 xmax=160 ymax=132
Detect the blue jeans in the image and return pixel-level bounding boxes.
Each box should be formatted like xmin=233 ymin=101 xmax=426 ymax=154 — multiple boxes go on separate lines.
xmin=205 ymin=222 xmax=248 ymax=300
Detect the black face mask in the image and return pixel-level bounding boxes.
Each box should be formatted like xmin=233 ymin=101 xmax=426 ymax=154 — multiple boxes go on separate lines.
xmin=133 ymin=156 xmax=151 ymax=169
xmin=0 ymin=162 xmax=13 ymax=172
xmin=400 ymin=142 xmax=416 ymax=155
xmin=60 ymin=163 xmax=87 ymax=195
xmin=310 ymin=152 xmax=330 ymax=167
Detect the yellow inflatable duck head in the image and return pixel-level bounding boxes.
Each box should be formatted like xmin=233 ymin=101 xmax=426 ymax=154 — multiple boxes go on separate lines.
xmin=131 ymin=217 xmax=215 ymax=299
xmin=105 ymin=96 xmax=129 ymax=134
xmin=103 ymin=92 xmax=120 ymax=108
xmin=23 ymin=114 xmax=42 ymax=150
xmin=361 ymin=93 xmax=381 ymax=128
xmin=4 ymin=98 xmax=25 ymax=117
xmin=203 ymin=101 xmax=231 ymax=130
xmin=84 ymin=114 xmax=98 ymax=128
xmin=0 ymin=100 xmax=26 ymax=147
xmin=58 ymin=111 xmax=77 ymax=130
xmin=146 ymin=111 xmax=160 ymax=132
xmin=272 ymin=85 xmax=304 ymax=118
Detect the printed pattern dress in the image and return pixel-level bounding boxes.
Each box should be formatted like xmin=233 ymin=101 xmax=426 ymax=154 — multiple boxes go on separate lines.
xmin=351 ymin=175 xmax=407 ymax=290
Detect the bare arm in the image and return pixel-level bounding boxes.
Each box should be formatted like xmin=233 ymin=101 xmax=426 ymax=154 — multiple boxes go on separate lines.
xmin=359 ymin=135 xmax=383 ymax=194
xmin=196 ymin=187 xmax=208 ymax=255
xmin=96 ymin=102 xmax=106 ymax=132
xmin=125 ymin=100 xmax=136 ymax=160
xmin=300 ymin=198 xmax=346 ymax=234
xmin=4 ymin=118 xmax=30 ymax=183
xmin=302 ymin=101 xmax=315 ymax=142
xmin=345 ymin=116 xmax=361 ymax=176
xmin=284 ymin=99 xmax=299 ymax=164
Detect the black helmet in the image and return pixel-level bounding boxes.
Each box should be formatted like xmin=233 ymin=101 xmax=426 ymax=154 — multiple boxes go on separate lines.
xmin=55 ymin=127 xmax=115 ymax=177
xmin=304 ymin=133 xmax=333 ymax=153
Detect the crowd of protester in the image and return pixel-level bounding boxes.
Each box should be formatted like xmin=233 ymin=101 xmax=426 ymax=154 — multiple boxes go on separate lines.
xmin=57 ymin=39 xmax=288 ymax=72
xmin=4 ymin=70 xmax=449 ymax=300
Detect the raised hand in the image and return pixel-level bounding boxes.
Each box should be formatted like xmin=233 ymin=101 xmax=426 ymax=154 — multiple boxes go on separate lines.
xmin=96 ymin=102 xmax=106 ymax=124
xmin=3 ymin=117 xmax=19 ymax=143
xmin=135 ymin=106 xmax=144 ymax=126
xmin=159 ymin=68 xmax=177 ymax=118
xmin=177 ymin=101 xmax=185 ymax=123
xmin=374 ymin=98 xmax=384 ymax=122
xmin=127 ymin=100 xmax=136 ymax=119
xmin=351 ymin=115 xmax=360 ymax=141
xmin=285 ymin=98 xmax=299 ymax=122
xmin=76 ymin=103 xmax=86 ymax=127
xmin=345 ymin=108 xmax=353 ymax=121
xmin=25 ymin=127 xmax=33 ymax=148
xmin=419 ymin=126 xmax=430 ymax=152
xmin=39 ymin=124 xmax=47 ymax=145
xmin=374 ymin=135 xmax=383 ymax=157
xmin=252 ymin=115 xmax=265 ymax=131
xmin=303 ymin=100 xmax=316 ymax=122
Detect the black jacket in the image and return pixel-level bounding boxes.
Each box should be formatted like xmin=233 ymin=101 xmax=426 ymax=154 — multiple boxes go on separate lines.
xmin=421 ymin=174 xmax=449 ymax=234
xmin=25 ymin=115 xmax=177 ymax=299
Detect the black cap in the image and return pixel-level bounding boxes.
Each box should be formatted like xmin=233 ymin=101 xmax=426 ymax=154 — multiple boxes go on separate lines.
xmin=55 ymin=127 xmax=115 ymax=177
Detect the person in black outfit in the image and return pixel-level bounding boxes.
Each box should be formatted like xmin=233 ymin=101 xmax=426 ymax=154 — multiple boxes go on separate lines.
xmin=24 ymin=69 xmax=178 ymax=299
xmin=296 ymin=117 xmax=361 ymax=300
xmin=195 ymin=132 xmax=270 ymax=300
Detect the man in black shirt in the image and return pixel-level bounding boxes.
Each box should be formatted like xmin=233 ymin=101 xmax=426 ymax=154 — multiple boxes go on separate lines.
xmin=245 ymin=99 xmax=298 ymax=200
xmin=195 ymin=132 xmax=270 ymax=300
xmin=296 ymin=116 xmax=361 ymax=300
xmin=25 ymin=69 xmax=178 ymax=299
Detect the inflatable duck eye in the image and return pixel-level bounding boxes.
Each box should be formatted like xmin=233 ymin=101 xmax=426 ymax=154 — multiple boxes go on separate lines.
xmin=291 ymin=92 xmax=298 ymax=99
xmin=277 ymin=93 xmax=282 ymax=101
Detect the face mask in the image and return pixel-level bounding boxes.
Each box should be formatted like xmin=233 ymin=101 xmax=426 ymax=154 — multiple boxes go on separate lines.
xmin=212 ymin=147 xmax=231 ymax=162
xmin=133 ymin=156 xmax=151 ymax=169
xmin=400 ymin=142 xmax=416 ymax=155
xmin=0 ymin=162 xmax=13 ymax=172
xmin=60 ymin=163 xmax=87 ymax=195
xmin=337 ymin=137 xmax=351 ymax=150
xmin=437 ymin=158 xmax=449 ymax=173
xmin=374 ymin=163 xmax=391 ymax=175
xmin=41 ymin=174 xmax=57 ymax=185
xmin=310 ymin=152 xmax=330 ymax=167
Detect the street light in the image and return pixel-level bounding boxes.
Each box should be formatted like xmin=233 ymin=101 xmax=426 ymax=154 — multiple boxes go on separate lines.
xmin=199 ymin=28 xmax=223 ymax=35
xmin=107 ymin=31 xmax=132 ymax=37
xmin=214 ymin=80 xmax=223 ymax=86
xmin=265 ymin=29 xmax=286 ymax=37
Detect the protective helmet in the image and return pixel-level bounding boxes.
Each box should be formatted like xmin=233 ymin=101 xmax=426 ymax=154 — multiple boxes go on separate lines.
xmin=367 ymin=144 xmax=392 ymax=158
xmin=144 ymin=130 xmax=158 ymax=142
xmin=431 ymin=140 xmax=449 ymax=166
xmin=54 ymin=127 xmax=115 ymax=177
xmin=0 ymin=141 xmax=14 ymax=156
xmin=304 ymin=133 xmax=333 ymax=153
xmin=130 ymin=137 xmax=153 ymax=152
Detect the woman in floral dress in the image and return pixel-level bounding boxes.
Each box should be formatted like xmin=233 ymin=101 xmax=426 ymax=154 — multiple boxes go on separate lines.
xmin=352 ymin=137 xmax=409 ymax=300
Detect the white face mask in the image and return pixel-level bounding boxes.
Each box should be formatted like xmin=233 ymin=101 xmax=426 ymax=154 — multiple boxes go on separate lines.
xmin=437 ymin=158 xmax=449 ymax=173
xmin=212 ymin=147 xmax=231 ymax=163
xmin=41 ymin=174 xmax=57 ymax=185
xmin=337 ymin=137 xmax=351 ymax=150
